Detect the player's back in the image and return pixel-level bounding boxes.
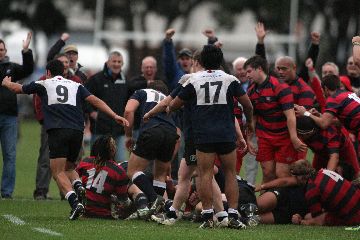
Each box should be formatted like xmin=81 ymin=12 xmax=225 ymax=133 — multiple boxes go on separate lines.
xmin=309 ymin=169 xmax=360 ymax=218
xmin=131 ymin=88 xmax=177 ymax=133
xmin=33 ymin=76 xmax=90 ymax=131
xmin=182 ymin=70 xmax=244 ymax=144
xmin=76 ymin=157 xmax=128 ymax=218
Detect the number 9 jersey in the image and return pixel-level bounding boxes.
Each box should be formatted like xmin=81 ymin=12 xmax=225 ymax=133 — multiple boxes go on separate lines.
xmin=178 ymin=70 xmax=246 ymax=144
xmin=22 ymin=75 xmax=91 ymax=131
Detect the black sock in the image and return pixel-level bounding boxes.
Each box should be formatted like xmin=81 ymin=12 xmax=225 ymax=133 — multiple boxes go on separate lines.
xmin=153 ymin=180 xmax=166 ymax=197
xmin=134 ymin=193 xmax=149 ymax=209
xmin=72 ymin=180 xmax=82 ymax=192
xmin=65 ymin=191 xmax=79 ymax=209
xmin=166 ymin=209 xmax=177 ymax=219
xmin=132 ymin=172 xmax=158 ymax=202
xmin=201 ymin=209 xmax=214 ymax=221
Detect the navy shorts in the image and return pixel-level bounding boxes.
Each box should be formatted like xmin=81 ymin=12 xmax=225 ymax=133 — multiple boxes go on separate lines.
xmin=47 ymin=128 xmax=83 ymax=162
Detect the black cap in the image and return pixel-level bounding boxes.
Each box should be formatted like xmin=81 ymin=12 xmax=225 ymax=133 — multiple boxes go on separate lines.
xmin=178 ymin=48 xmax=192 ymax=58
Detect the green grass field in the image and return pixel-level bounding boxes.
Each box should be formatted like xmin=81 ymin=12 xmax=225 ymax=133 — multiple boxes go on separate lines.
xmin=0 ymin=120 xmax=358 ymax=239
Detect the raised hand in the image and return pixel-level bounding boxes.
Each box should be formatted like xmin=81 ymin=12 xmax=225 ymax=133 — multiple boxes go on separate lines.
xmin=61 ymin=33 xmax=70 ymax=42
xmin=165 ymin=28 xmax=175 ymax=40
xmin=22 ymin=32 xmax=32 ymax=51
xmin=305 ymin=58 xmax=314 ymax=69
xmin=255 ymin=22 xmax=267 ymax=44
xmin=202 ymin=28 xmax=215 ymax=39
xmin=310 ymin=32 xmax=321 ymax=45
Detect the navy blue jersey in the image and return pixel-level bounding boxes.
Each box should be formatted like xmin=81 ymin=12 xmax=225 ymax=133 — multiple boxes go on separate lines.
xmin=171 ymin=76 xmax=193 ymax=142
xmin=22 ymin=76 xmax=91 ymax=131
xmin=178 ymin=70 xmax=246 ymax=144
xmin=130 ymin=88 xmax=176 ymax=133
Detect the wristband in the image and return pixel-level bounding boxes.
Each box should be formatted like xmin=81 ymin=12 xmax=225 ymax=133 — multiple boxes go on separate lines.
xmin=304 ymin=111 xmax=311 ymax=117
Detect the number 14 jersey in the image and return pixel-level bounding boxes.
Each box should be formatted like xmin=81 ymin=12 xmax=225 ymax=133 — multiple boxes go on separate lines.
xmin=178 ymin=70 xmax=246 ymax=144
xmin=22 ymin=75 xmax=91 ymax=131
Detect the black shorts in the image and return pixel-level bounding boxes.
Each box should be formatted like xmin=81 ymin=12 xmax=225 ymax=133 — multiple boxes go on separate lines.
xmin=267 ymin=187 xmax=307 ymax=224
xmin=195 ymin=142 xmax=236 ymax=155
xmin=133 ymin=125 xmax=179 ymax=162
xmin=47 ymin=128 xmax=83 ymax=162
xmin=183 ymin=138 xmax=197 ymax=166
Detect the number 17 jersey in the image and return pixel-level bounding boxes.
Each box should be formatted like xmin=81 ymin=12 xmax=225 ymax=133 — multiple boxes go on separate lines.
xmin=22 ymin=75 xmax=91 ymax=131
xmin=178 ymin=70 xmax=246 ymax=144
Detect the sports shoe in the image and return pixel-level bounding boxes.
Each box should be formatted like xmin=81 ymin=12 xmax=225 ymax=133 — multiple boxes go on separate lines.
xmin=244 ymin=215 xmax=260 ymax=227
xmin=149 ymin=196 xmax=165 ymax=215
xmin=199 ymin=219 xmax=214 ymax=229
xmin=126 ymin=207 xmax=150 ymax=220
xmin=215 ymin=217 xmax=229 ymax=228
xmin=69 ymin=203 xmax=84 ymax=220
xmin=151 ymin=213 xmax=177 ymax=225
xmin=76 ymin=186 xmax=86 ymax=206
xmin=228 ymin=218 xmax=246 ymax=229
xmin=345 ymin=225 xmax=360 ymax=231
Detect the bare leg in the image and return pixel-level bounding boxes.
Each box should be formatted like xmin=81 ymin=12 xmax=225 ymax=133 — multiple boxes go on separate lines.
xmin=219 ymin=150 xmax=238 ymax=209
xmin=196 ymin=150 xmax=215 ymax=210
xmin=276 ymin=162 xmax=291 ymax=178
xmin=260 ymin=160 xmax=276 ymax=183
xmin=256 ymin=192 xmax=278 ymax=213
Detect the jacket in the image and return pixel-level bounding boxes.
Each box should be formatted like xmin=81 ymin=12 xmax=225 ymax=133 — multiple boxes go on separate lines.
xmin=0 ymin=50 xmax=34 ymax=115
xmin=85 ymin=63 xmax=129 ymax=136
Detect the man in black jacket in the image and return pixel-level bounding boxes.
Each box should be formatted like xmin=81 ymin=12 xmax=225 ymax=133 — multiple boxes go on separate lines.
xmin=0 ymin=32 xmax=34 ymax=199
xmin=85 ymin=51 xmax=129 ymax=162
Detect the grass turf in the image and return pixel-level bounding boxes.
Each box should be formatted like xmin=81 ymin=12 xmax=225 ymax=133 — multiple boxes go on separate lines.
xmin=0 ymin=120 xmax=358 ymax=239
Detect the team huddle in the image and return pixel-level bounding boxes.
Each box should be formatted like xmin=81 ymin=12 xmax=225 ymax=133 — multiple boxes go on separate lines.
xmin=1 ymin=26 xmax=360 ymax=230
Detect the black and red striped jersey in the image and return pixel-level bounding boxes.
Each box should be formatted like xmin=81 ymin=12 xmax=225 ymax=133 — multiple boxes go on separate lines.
xmin=305 ymin=169 xmax=360 ymax=219
xmin=289 ymin=77 xmax=315 ymax=109
xmin=303 ymin=126 xmax=345 ymax=156
xmin=76 ymin=157 xmax=129 ymax=218
xmin=325 ymin=90 xmax=360 ymax=132
xmin=247 ymin=76 xmax=294 ymax=138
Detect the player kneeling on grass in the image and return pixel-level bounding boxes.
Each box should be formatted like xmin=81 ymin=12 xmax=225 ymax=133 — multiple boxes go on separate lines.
xmin=2 ymin=60 xmax=129 ymax=220
xmin=76 ymin=136 xmax=133 ymax=219
xmin=124 ymin=81 xmax=179 ymax=219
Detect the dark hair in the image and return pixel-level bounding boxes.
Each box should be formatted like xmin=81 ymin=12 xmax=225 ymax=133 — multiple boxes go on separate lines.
xmin=46 ymin=60 xmax=64 ymax=77
xmin=91 ymin=135 xmax=116 ymax=166
xmin=243 ymin=55 xmax=269 ymax=74
xmin=200 ymin=45 xmax=223 ymax=70
xmin=296 ymin=116 xmax=319 ymax=134
xmin=0 ymin=39 xmax=6 ymax=49
xmin=54 ymin=53 xmax=69 ymax=60
xmin=192 ymin=50 xmax=201 ymax=62
xmin=322 ymin=74 xmax=340 ymax=91
xmin=148 ymin=80 xmax=169 ymax=95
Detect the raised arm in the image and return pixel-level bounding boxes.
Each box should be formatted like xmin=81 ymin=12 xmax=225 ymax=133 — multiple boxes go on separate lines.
xmin=298 ymin=32 xmax=320 ymax=81
xmin=47 ymin=33 xmax=69 ymax=62
xmin=254 ymin=22 xmax=267 ymax=59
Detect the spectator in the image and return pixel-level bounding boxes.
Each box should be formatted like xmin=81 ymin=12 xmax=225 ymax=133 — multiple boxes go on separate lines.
xmin=0 ymin=32 xmax=34 ymax=199
xmin=162 ymin=28 xmax=192 ymax=91
xmin=85 ymin=51 xmax=129 ymax=162
xmin=47 ymin=33 xmax=87 ymax=83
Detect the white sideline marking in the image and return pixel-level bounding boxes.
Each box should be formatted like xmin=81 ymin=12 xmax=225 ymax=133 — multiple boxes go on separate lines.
xmin=3 ymin=214 xmax=62 ymax=237
xmin=33 ymin=227 xmax=63 ymax=237
xmin=3 ymin=214 xmax=26 ymax=225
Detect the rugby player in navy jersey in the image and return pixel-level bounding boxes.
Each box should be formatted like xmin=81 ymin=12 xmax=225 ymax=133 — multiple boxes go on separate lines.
xmin=2 ymin=60 xmax=129 ymax=220
xmin=244 ymin=55 xmax=307 ymax=183
xmin=145 ymin=51 xmax=237 ymax=228
xmin=295 ymin=74 xmax=360 ymax=157
xmin=169 ymin=45 xmax=253 ymax=229
xmin=124 ymin=81 xmax=179 ymax=218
